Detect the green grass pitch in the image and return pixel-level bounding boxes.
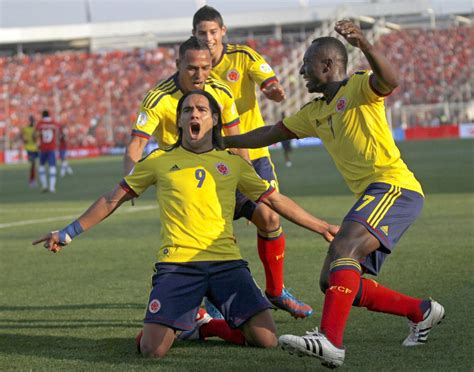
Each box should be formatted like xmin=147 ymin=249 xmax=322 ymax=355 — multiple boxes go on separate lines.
xmin=0 ymin=139 xmax=473 ymax=370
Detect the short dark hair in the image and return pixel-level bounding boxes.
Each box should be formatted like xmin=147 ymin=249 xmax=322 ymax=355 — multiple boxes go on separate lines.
xmin=171 ymin=89 xmax=223 ymax=150
xmin=311 ymin=36 xmax=348 ymax=71
xmin=192 ymin=5 xmax=224 ymax=30
xmin=178 ymin=36 xmax=210 ymax=59
xmin=41 ymin=110 xmax=49 ymax=118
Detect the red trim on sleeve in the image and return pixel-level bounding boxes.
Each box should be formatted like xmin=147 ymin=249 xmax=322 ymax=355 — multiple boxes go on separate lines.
xmin=276 ymin=121 xmax=299 ymax=139
xmin=131 ymin=129 xmax=151 ymax=139
xmin=260 ymin=77 xmax=278 ymax=90
xmin=256 ymin=186 xmax=276 ymax=203
xmin=223 ymin=118 xmax=240 ymax=128
xmin=120 ymin=180 xmax=138 ymax=198
xmin=369 ymin=74 xmax=392 ymax=97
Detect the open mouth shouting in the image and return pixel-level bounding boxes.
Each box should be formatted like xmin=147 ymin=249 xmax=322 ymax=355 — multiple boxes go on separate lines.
xmin=189 ymin=121 xmax=201 ymax=140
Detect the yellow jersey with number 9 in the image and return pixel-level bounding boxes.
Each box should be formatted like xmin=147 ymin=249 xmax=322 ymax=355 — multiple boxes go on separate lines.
xmin=122 ymin=147 xmax=274 ymax=262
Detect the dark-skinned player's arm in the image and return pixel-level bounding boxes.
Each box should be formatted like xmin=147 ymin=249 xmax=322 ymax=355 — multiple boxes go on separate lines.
xmin=223 ymin=121 xmax=297 ymax=150
xmin=32 ymin=185 xmax=133 ymax=253
xmin=335 ymin=19 xmax=399 ymax=94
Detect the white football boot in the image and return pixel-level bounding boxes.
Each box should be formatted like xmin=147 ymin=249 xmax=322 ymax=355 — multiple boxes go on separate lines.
xmin=402 ymin=300 xmax=445 ymax=346
xmin=279 ymin=328 xmax=345 ymax=369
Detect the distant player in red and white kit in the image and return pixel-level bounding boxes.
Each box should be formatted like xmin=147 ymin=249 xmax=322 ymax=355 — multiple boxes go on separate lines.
xmin=59 ymin=125 xmax=73 ymax=177
xmin=36 ymin=110 xmax=60 ymax=193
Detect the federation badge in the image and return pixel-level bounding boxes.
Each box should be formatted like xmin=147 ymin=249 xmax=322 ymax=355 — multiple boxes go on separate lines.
xmin=136 ymin=111 xmax=148 ymax=127
xmin=216 ymin=162 xmax=230 ymax=175
xmin=148 ymin=299 xmax=161 ymax=313
xmin=226 ymin=69 xmax=240 ymax=83
xmin=259 ymin=63 xmax=273 ymax=73
xmin=336 ymin=97 xmax=347 ymax=113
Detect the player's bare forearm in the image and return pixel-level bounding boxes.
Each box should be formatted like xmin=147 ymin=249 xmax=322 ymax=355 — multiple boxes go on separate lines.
xmin=223 ymin=125 xmax=251 ymax=162
xmin=224 ymin=123 xmax=292 ymax=149
xmin=263 ymin=192 xmax=339 ymax=242
xmin=123 ymin=136 xmax=148 ymax=175
xmin=335 ymin=19 xmax=398 ymax=93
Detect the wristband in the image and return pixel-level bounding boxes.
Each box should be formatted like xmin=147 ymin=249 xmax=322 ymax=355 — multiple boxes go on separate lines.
xmin=58 ymin=220 xmax=84 ymax=245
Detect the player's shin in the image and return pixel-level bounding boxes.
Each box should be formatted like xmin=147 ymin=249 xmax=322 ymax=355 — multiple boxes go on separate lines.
xmin=257 ymin=227 xmax=285 ymax=296
xmin=320 ymin=258 xmax=361 ymax=348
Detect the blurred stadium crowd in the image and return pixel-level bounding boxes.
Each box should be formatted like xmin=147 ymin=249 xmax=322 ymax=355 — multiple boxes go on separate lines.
xmin=1 ymin=26 xmax=472 ymax=148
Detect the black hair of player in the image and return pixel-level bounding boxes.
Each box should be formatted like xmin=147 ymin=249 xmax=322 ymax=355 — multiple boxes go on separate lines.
xmin=192 ymin=5 xmax=224 ymax=30
xmin=41 ymin=110 xmax=49 ymax=118
xmin=178 ymin=36 xmax=210 ymax=59
xmin=170 ymin=89 xmax=223 ymax=151
xmin=311 ymin=36 xmax=348 ymax=71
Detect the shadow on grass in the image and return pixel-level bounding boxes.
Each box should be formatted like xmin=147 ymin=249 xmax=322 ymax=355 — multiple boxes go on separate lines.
xmin=0 ymin=333 xmax=240 ymax=367
xmin=0 ymin=303 xmax=144 ymax=311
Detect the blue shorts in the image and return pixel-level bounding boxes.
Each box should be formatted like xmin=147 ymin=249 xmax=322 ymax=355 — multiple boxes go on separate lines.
xmin=59 ymin=149 xmax=67 ymax=161
xmin=39 ymin=151 xmax=57 ymax=166
xmin=27 ymin=151 xmax=38 ymax=162
xmin=344 ymin=182 xmax=424 ymax=275
xmin=144 ymin=260 xmax=272 ymax=331
xmin=234 ymin=156 xmax=279 ymax=220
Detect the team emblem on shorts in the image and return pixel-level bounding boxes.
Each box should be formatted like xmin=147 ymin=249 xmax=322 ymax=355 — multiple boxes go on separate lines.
xmin=336 ymin=97 xmax=347 ymax=112
xmin=136 ymin=112 xmax=148 ymax=127
xmin=226 ymin=69 xmax=240 ymax=82
xmin=216 ymin=162 xmax=230 ymax=175
xmin=259 ymin=63 xmax=273 ymax=73
xmin=148 ymin=299 xmax=161 ymax=313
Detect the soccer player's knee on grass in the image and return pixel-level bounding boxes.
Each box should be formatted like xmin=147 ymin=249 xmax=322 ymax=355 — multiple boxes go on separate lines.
xmin=253 ymin=204 xmax=280 ymax=232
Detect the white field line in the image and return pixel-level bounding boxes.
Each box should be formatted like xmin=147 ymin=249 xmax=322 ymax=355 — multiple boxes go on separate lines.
xmin=0 ymin=205 xmax=156 ymax=229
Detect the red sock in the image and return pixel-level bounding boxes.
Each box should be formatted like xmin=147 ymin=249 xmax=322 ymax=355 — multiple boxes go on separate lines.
xmin=200 ymin=319 xmax=246 ymax=345
xmin=320 ymin=258 xmax=362 ymax=348
xmin=257 ymin=228 xmax=285 ymax=297
xmin=355 ymin=278 xmax=427 ymax=322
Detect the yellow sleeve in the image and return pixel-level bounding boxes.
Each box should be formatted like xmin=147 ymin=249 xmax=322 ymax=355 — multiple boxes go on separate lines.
xmin=354 ymin=70 xmax=386 ymax=104
xmin=220 ymin=90 xmax=240 ymax=129
xmin=122 ymin=153 xmax=158 ymax=196
xmin=131 ymin=98 xmax=162 ymax=139
xmin=236 ymin=158 xmax=273 ymax=201
xmin=282 ymin=103 xmax=319 ymax=139
xmin=246 ymin=47 xmax=278 ymax=89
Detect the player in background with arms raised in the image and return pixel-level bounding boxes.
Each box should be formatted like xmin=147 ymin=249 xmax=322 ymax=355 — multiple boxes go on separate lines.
xmin=59 ymin=125 xmax=74 ymax=177
xmin=33 ymin=90 xmax=338 ymax=358
xmin=223 ymin=20 xmax=445 ymax=368
xmin=21 ymin=115 xmax=38 ymax=187
xmin=36 ymin=110 xmax=60 ymax=193
xmin=193 ymin=6 xmax=312 ymax=318
xmin=123 ymin=36 xmax=247 ymax=177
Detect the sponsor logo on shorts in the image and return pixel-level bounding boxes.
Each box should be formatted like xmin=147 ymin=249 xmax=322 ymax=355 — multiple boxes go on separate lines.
xmin=336 ymin=97 xmax=347 ymax=113
xmin=136 ymin=112 xmax=148 ymax=127
xmin=216 ymin=162 xmax=230 ymax=175
xmin=380 ymin=225 xmax=389 ymax=235
xmin=226 ymin=69 xmax=240 ymax=82
xmin=148 ymin=299 xmax=161 ymax=313
xmin=259 ymin=63 xmax=273 ymax=73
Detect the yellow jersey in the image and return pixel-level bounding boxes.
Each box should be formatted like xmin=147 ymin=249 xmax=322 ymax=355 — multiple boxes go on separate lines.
xmin=122 ymin=147 xmax=274 ymax=263
xmin=211 ymin=44 xmax=278 ymax=160
xmin=21 ymin=126 xmax=37 ymax=152
xmin=132 ymin=73 xmax=239 ymax=149
xmin=283 ymin=70 xmax=423 ymax=197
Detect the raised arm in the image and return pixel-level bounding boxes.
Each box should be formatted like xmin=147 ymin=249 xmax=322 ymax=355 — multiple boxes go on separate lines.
xmin=262 ymin=191 xmax=339 ymax=243
xmin=32 ymin=185 xmax=133 ymax=253
xmin=224 ymin=122 xmax=295 ymax=149
xmin=222 ymin=123 xmax=251 ymax=162
xmin=335 ymin=19 xmax=399 ymax=94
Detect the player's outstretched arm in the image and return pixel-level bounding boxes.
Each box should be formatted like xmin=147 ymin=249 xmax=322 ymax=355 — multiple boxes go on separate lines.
xmin=222 ymin=123 xmax=251 ymax=162
xmin=32 ymin=185 xmax=133 ymax=253
xmin=224 ymin=122 xmax=294 ymax=149
xmin=262 ymin=191 xmax=339 ymax=243
xmin=123 ymin=136 xmax=148 ymax=176
xmin=335 ymin=19 xmax=399 ymax=94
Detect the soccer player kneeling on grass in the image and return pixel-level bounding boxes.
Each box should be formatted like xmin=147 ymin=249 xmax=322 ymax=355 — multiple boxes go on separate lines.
xmin=33 ymin=90 xmax=338 ymax=359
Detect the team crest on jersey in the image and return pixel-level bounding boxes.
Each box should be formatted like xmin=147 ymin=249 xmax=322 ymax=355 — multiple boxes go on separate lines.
xmin=148 ymin=299 xmax=161 ymax=313
xmin=336 ymin=97 xmax=347 ymax=113
xmin=226 ymin=69 xmax=240 ymax=83
xmin=259 ymin=63 xmax=273 ymax=73
xmin=216 ymin=162 xmax=230 ymax=175
xmin=136 ymin=112 xmax=148 ymax=127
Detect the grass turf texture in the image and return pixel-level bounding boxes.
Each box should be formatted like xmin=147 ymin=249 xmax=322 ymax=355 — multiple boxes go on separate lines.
xmin=0 ymin=139 xmax=473 ymax=370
